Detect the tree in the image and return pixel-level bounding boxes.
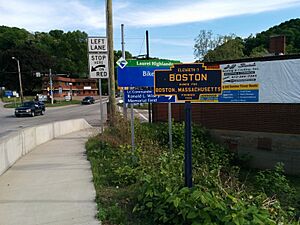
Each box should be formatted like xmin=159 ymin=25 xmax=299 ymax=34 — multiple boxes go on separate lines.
xmin=0 ymin=26 xmax=135 ymax=95
xmin=194 ymin=30 xmax=237 ymax=61
xmin=204 ymin=38 xmax=245 ymax=62
xmin=244 ymin=18 xmax=300 ymax=55
xmin=249 ymin=45 xmax=269 ymax=57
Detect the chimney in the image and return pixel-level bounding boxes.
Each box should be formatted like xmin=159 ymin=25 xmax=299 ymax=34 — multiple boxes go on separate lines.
xmin=269 ymin=35 xmax=286 ymax=55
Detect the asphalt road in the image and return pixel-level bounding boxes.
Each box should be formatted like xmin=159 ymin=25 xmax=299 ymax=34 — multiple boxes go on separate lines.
xmin=0 ymin=99 xmax=149 ymax=138
xmin=0 ymin=100 xmax=107 ymax=138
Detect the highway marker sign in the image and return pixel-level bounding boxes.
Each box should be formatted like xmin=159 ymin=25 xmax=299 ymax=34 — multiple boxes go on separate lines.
xmin=116 ymin=57 xmax=128 ymax=69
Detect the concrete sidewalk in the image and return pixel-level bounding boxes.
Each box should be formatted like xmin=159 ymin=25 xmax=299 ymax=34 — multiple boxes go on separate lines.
xmin=0 ymin=129 xmax=100 ymax=225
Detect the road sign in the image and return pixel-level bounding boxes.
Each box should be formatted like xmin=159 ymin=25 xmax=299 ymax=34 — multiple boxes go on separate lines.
xmin=154 ymin=63 xmax=222 ymax=101
xmin=124 ymin=89 xmax=175 ymax=103
xmin=4 ymin=90 xmax=13 ymax=97
xmin=117 ymin=59 xmax=180 ymax=87
xmin=88 ymin=37 xmax=107 ymax=53
xmin=89 ymin=53 xmax=109 ymax=79
xmin=116 ymin=57 xmax=128 ymax=69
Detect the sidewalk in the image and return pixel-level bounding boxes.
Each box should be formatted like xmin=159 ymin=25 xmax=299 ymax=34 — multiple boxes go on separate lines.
xmin=0 ymin=129 xmax=100 ymax=225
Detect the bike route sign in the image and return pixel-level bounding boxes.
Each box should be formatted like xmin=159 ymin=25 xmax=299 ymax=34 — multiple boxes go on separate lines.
xmin=154 ymin=63 xmax=222 ymax=101
xmin=117 ymin=59 xmax=180 ymax=87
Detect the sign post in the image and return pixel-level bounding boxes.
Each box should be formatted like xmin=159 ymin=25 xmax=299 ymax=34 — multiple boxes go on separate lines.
xmin=154 ymin=63 xmax=222 ymax=187
xmin=184 ymin=101 xmax=192 ymax=187
xmin=168 ymin=102 xmax=173 ymax=154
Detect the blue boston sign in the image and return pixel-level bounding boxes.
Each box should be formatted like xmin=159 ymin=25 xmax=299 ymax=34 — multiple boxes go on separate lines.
xmin=124 ymin=89 xmax=175 ymax=103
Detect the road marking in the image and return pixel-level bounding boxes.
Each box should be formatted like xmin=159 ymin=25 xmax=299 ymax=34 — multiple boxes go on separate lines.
xmin=134 ymin=109 xmax=148 ymax=121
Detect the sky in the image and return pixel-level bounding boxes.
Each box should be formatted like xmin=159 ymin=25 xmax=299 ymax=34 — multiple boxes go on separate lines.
xmin=0 ymin=0 xmax=300 ymax=62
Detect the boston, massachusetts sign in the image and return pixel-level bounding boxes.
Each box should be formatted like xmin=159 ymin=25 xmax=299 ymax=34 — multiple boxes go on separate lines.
xmin=154 ymin=63 xmax=222 ymax=101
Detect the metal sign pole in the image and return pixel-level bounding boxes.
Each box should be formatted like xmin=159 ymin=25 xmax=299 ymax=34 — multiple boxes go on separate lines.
xmin=49 ymin=69 xmax=54 ymax=105
xmin=168 ymin=102 xmax=173 ymax=154
xmin=130 ymin=103 xmax=135 ymax=152
xmin=184 ymin=101 xmax=193 ymax=188
xmin=121 ymin=24 xmax=127 ymax=119
xmin=99 ymin=79 xmax=104 ymax=133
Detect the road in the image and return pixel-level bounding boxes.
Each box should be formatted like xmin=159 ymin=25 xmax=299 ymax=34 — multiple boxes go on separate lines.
xmin=0 ymin=99 xmax=149 ymax=138
xmin=0 ymin=100 xmax=107 ymax=138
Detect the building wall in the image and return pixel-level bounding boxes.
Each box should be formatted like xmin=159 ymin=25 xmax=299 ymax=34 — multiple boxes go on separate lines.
xmin=42 ymin=76 xmax=98 ymax=97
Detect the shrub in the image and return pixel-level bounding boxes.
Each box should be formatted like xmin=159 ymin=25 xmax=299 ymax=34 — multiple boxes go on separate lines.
xmin=86 ymin=120 xmax=299 ymax=225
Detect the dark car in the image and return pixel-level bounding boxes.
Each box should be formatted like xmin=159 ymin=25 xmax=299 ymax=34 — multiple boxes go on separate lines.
xmin=81 ymin=96 xmax=95 ymax=104
xmin=15 ymin=101 xmax=46 ymax=117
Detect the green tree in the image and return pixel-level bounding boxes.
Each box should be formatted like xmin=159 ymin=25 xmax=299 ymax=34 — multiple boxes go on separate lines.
xmin=204 ymin=38 xmax=245 ymax=62
xmin=194 ymin=30 xmax=237 ymax=61
xmin=244 ymin=18 xmax=300 ymax=55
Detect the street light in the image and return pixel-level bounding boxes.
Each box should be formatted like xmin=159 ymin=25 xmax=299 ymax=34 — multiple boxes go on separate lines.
xmin=11 ymin=57 xmax=24 ymax=104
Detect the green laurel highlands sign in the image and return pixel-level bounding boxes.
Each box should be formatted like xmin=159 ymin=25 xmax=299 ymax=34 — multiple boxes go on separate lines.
xmin=154 ymin=63 xmax=222 ymax=101
xmin=126 ymin=59 xmax=180 ymax=67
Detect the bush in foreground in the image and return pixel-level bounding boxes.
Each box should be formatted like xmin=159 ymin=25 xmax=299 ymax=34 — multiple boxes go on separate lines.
xmin=86 ymin=118 xmax=299 ymax=225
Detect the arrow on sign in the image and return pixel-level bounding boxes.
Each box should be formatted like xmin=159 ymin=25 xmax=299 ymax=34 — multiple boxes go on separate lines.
xmin=91 ymin=65 xmax=105 ymax=71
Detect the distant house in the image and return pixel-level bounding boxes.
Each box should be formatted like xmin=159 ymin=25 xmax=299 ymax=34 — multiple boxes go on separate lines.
xmin=42 ymin=76 xmax=98 ymax=97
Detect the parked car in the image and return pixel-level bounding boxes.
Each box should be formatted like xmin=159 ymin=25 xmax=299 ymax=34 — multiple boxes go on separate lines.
xmin=81 ymin=96 xmax=95 ymax=104
xmin=15 ymin=101 xmax=46 ymax=117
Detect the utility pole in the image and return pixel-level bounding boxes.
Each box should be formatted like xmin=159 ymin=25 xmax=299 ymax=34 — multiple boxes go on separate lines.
xmin=12 ymin=57 xmax=24 ymax=104
xmin=146 ymin=30 xmax=152 ymax=123
xmin=121 ymin=24 xmax=127 ymax=119
xmin=106 ymin=0 xmax=116 ymax=122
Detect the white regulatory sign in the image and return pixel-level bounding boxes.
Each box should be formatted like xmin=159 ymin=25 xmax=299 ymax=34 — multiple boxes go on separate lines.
xmin=89 ymin=53 xmax=109 ymax=79
xmin=88 ymin=37 xmax=107 ymax=53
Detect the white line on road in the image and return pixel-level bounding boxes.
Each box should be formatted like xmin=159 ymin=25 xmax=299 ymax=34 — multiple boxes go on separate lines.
xmin=134 ymin=109 xmax=148 ymax=121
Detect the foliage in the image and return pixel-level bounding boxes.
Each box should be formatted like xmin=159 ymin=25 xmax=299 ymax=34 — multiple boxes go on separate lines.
xmin=0 ymin=26 xmax=134 ymax=95
xmin=244 ymin=18 xmax=300 ymax=56
xmin=86 ymin=120 xmax=299 ymax=225
xmin=254 ymin=163 xmax=297 ymax=209
xmin=195 ymin=18 xmax=300 ymax=62
xmin=194 ymin=30 xmax=236 ymax=61
xmin=204 ymin=38 xmax=245 ymax=62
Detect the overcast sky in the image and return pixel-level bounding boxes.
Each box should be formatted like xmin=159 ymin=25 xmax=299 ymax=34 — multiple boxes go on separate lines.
xmin=1 ymin=0 xmax=300 ymax=62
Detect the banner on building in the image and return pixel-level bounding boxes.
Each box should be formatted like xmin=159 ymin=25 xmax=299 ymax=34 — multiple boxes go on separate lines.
xmin=201 ymin=58 xmax=300 ymax=103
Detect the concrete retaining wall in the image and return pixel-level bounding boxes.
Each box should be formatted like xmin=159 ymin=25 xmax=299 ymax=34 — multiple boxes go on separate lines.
xmin=0 ymin=119 xmax=92 ymax=176
xmin=210 ymin=129 xmax=300 ymax=175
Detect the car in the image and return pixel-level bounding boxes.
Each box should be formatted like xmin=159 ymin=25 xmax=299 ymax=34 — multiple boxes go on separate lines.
xmin=81 ymin=96 xmax=95 ymax=104
xmin=15 ymin=101 xmax=46 ymax=117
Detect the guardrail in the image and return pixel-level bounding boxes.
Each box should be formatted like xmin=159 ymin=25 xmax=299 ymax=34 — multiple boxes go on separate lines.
xmin=0 ymin=118 xmax=92 ymax=176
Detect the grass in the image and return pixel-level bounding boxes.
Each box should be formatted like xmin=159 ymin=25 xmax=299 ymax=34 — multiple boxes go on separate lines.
xmin=86 ymin=122 xmax=153 ymax=225
xmin=1 ymin=96 xmax=35 ymax=103
xmin=45 ymin=100 xmax=81 ymax=107
xmin=117 ymin=103 xmax=149 ymax=110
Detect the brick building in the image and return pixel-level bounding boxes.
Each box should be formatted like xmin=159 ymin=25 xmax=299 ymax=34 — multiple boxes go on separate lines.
xmin=42 ymin=76 xmax=98 ymax=97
